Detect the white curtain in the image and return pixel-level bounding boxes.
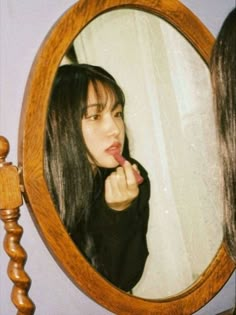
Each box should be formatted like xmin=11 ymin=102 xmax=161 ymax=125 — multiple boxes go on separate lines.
xmin=68 ymin=9 xmax=223 ymax=298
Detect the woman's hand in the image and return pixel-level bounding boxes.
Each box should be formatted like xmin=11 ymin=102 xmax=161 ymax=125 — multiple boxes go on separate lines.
xmin=105 ymin=161 xmax=140 ymax=211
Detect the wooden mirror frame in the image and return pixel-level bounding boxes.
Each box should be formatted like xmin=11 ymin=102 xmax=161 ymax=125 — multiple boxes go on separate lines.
xmin=18 ymin=0 xmax=235 ymax=314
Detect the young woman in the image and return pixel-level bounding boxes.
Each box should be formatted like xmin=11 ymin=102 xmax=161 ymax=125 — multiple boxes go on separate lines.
xmin=210 ymin=8 xmax=236 ymax=263
xmin=44 ymin=64 xmax=150 ymax=291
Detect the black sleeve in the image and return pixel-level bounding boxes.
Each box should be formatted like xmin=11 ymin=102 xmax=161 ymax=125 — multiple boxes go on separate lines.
xmin=91 ymin=160 xmax=150 ymax=291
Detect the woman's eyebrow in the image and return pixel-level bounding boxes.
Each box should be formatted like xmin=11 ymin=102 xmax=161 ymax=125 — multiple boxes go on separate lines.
xmin=86 ymin=103 xmax=105 ymax=112
xmin=84 ymin=104 xmax=101 ymax=117
xmin=86 ymin=103 xmax=100 ymax=108
xmin=86 ymin=102 xmax=122 ymax=112
xmin=111 ymin=102 xmax=122 ymax=111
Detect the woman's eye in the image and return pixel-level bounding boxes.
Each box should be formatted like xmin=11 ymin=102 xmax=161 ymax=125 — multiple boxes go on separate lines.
xmin=88 ymin=114 xmax=100 ymax=121
xmin=114 ymin=111 xmax=123 ymax=118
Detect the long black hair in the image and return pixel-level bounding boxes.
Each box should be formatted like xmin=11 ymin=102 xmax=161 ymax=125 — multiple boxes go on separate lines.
xmin=44 ymin=64 xmax=130 ymax=265
xmin=210 ymin=8 xmax=236 ymax=262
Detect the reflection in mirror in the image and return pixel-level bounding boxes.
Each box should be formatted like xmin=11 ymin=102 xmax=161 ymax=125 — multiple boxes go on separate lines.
xmin=46 ymin=8 xmax=223 ymax=299
xmin=44 ymin=63 xmax=150 ymax=293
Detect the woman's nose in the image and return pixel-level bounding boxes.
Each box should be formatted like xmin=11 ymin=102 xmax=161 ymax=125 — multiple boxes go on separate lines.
xmin=105 ymin=115 xmax=121 ymax=136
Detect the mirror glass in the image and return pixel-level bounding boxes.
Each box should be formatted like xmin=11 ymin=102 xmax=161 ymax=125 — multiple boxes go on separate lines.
xmin=45 ymin=9 xmax=223 ymax=299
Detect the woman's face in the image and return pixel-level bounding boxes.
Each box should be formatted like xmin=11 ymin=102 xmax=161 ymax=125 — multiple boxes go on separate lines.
xmin=82 ymin=82 xmax=125 ymax=168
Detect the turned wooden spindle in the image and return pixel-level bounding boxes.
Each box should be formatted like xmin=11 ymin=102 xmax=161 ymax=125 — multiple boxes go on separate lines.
xmin=0 ymin=136 xmax=35 ymax=315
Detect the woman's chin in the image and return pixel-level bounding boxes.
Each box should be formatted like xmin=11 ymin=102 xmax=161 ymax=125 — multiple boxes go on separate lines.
xmin=97 ymin=159 xmax=119 ymax=169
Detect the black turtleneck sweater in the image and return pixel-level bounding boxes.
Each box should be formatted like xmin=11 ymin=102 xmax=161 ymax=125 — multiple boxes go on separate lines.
xmin=71 ymin=159 xmax=150 ymax=292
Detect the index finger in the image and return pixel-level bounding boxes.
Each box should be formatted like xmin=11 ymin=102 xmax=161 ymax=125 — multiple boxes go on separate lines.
xmin=123 ymin=161 xmax=138 ymax=187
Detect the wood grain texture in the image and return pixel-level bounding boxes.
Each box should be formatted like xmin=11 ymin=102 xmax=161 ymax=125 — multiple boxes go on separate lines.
xmin=0 ymin=136 xmax=35 ymax=315
xmin=18 ymin=1 xmax=235 ymax=314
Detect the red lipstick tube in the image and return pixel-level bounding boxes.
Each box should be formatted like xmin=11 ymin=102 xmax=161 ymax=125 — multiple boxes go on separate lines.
xmin=113 ymin=153 xmax=144 ymax=185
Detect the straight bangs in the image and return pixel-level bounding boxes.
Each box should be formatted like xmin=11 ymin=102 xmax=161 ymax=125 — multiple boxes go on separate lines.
xmin=85 ymin=78 xmax=125 ymax=114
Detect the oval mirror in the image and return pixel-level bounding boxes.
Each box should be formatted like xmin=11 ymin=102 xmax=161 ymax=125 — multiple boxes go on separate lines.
xmin=18 ymin=0 xmax=235 ymax=314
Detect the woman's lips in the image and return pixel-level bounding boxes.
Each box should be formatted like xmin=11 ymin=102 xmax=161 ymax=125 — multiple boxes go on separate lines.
xmin=106 ymin=143 xmax=121 ymax=155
